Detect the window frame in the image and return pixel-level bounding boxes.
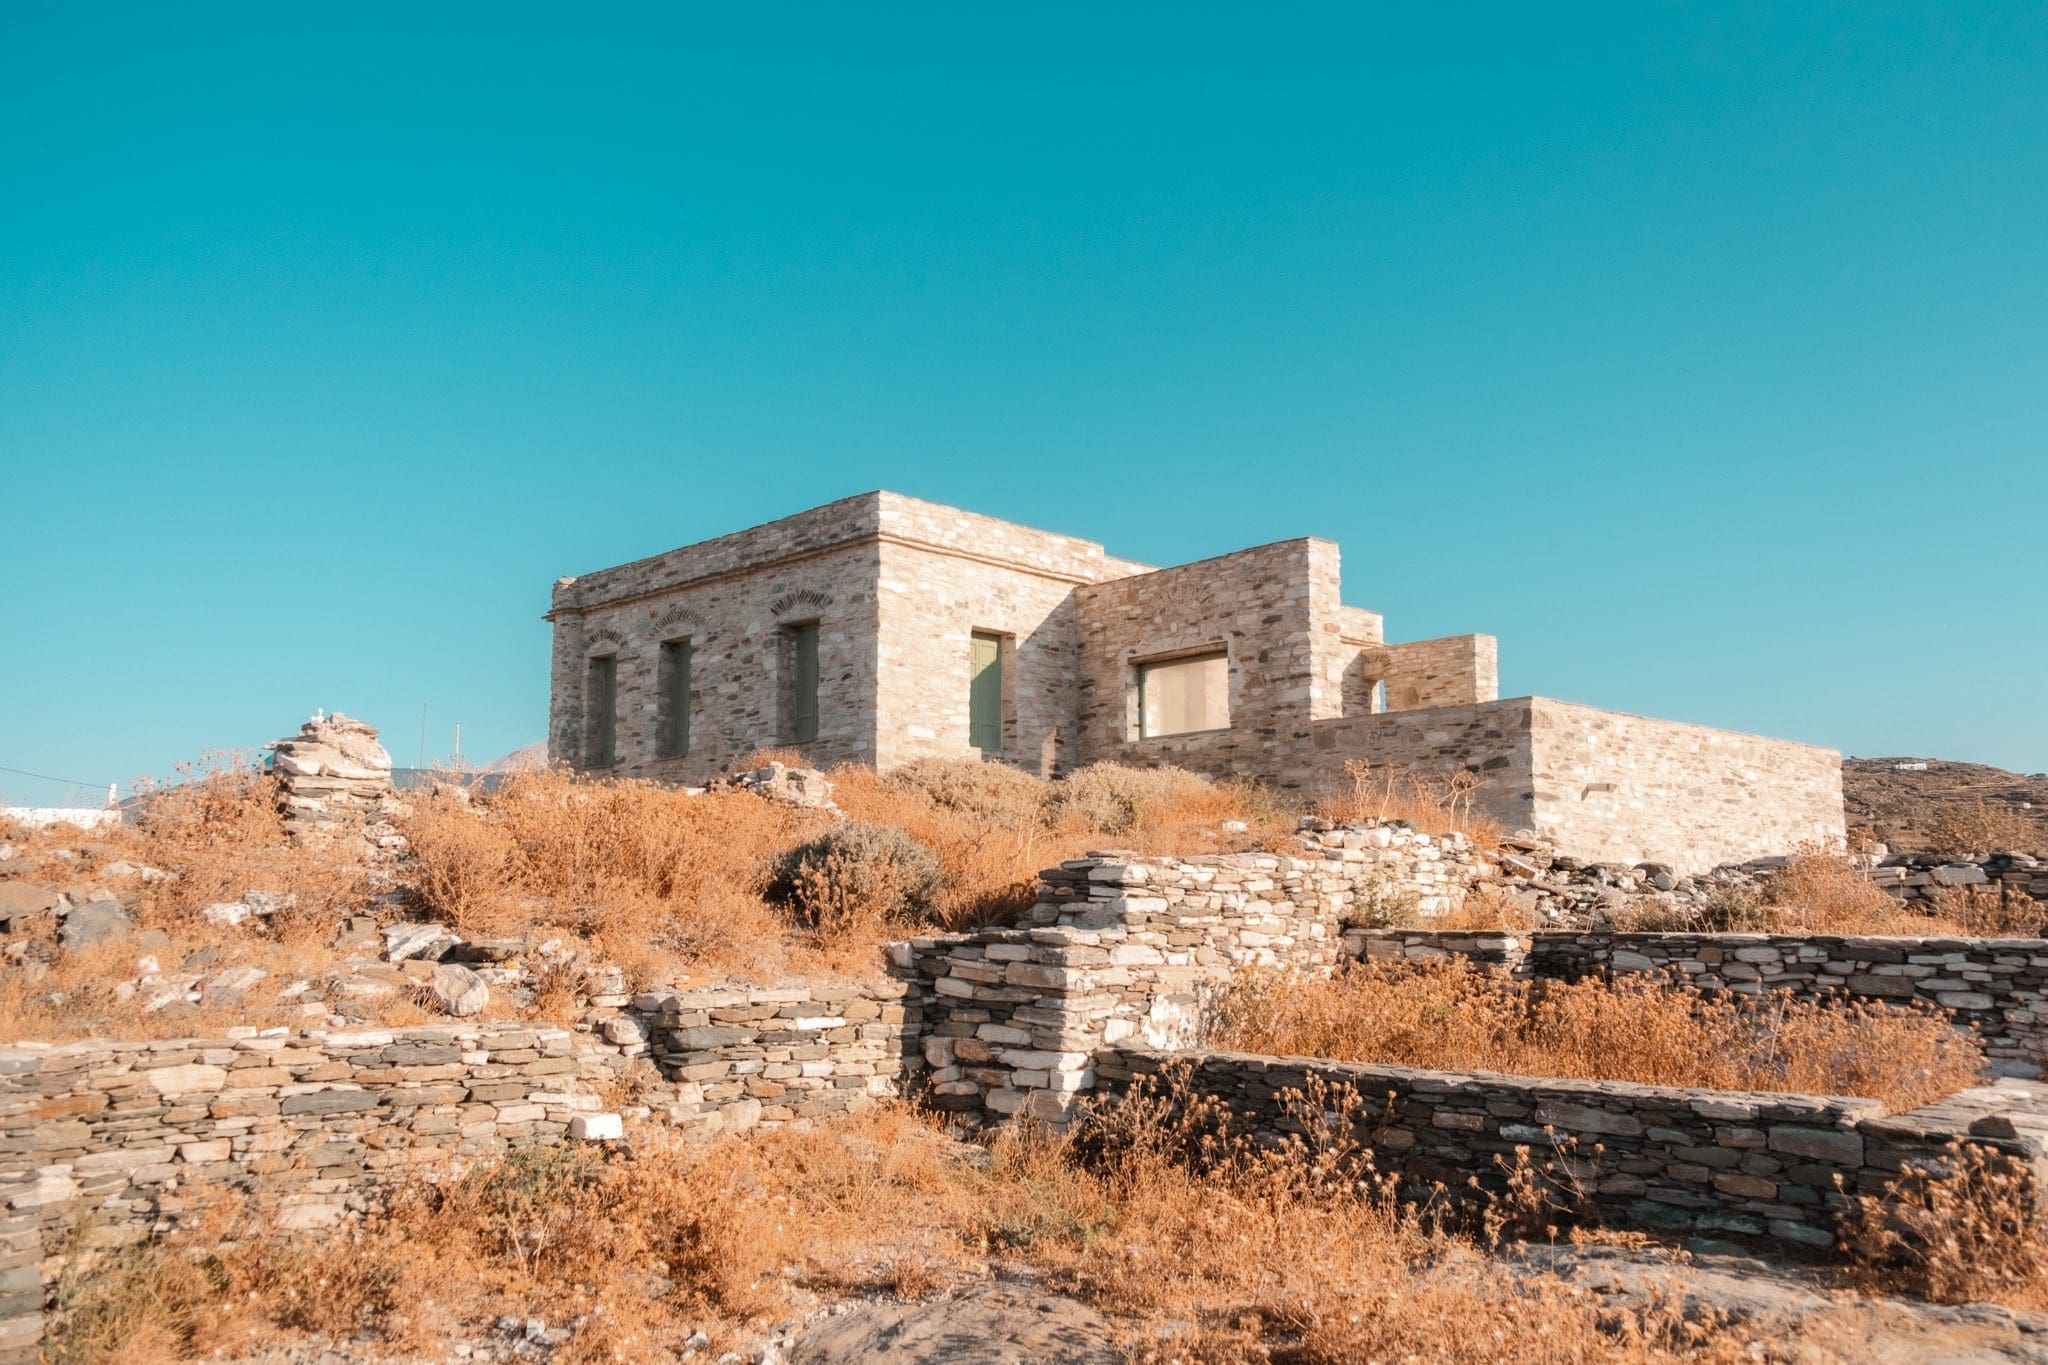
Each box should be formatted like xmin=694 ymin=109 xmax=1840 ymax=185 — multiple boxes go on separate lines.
xmin=1135 ymin=648 xmax=1231 ymax=740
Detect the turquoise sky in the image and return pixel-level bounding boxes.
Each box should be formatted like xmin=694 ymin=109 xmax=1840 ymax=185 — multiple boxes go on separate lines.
xmin=3 ymin=4 xmax=2044 ymax=801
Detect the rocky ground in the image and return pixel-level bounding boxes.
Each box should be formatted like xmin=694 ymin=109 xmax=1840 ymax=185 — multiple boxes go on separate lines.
xmin=1846 ymin=757 xmax=2048 ymax=856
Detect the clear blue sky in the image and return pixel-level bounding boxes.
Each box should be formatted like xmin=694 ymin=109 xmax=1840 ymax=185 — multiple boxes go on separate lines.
xmin=4 ymin=4 xmax=2044 ymax=802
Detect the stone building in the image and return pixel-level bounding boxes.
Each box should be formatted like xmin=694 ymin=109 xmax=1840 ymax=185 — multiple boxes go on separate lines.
xmin=546 ymin=492 xmax=1842 ymax=870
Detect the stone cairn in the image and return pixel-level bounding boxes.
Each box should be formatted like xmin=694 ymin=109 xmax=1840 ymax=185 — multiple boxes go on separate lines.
xmin=270 ymin=713 xmax=403 ymax=850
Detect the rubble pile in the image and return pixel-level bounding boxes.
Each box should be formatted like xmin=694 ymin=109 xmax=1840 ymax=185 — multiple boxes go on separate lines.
xmin=270 ymin=713 xmax=405 ymax=851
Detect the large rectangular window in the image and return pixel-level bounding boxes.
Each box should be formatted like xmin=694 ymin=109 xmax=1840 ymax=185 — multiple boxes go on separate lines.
xmin=786 ymin=622 xmax=820 ymax=743
xmin=1138 ymin=651 xmax=1229 ymax=738
xmin=656 ymin=639 xmax=692 ymax=758
xmin=969 ymin=631 xmax=1003 ymax=754
xmin=586 ymin=655 xmax=617 ymax=767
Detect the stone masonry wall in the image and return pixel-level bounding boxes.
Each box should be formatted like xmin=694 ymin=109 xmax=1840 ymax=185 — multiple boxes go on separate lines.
xmin=639 ymin=978 xmax=921 ymax=1131
xmin=871 ymin=540 xmax=1085 ymax=776
xmin=906 ymin=828 xmax=1478 ymax=1124
xmin=0 ymin=980 xmax=922 ymax=1360
xmin=1529 ymin=699 xmax=1845 ymax=872
xmin=1306 ymin=697 xmax=1542 ymax=829
xmin=1374 ymin=633 xmax=1501 ymax=713
xmin=550 ymin=538 xmax=885 ymax=782
xmin=548 ymin=492 xmax=1150 ymax=783
xmin=1527 ymin=931 xmax=2048 ymax=1078
xmin=1072 ymin=539 xmax=1333 ymax=787
xmin=1097 ymin=1047 xmax=2037 ymax=1251
xmin=1300 ymin=697 xmax=1845 ymax=873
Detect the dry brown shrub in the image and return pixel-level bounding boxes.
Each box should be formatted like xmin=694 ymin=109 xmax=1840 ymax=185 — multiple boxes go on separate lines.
xmin=765 ymin=821 xmax=944 ymax=943
xmin=1759 ymin=845 xmax=1912 ymax=933
xmin=831 ymin=758 xmax=1291 ymax=934
xmin=1213 ymin=961 xmax=1982 ymax=1111
xmin=52 ymin=1093 xmax=1759 ymax=1363
xmin=1315 ymin=757 xmax=1503 ymax=849
xmin=1924 ymin=883 xmax=2048 ymax=937
xmin=399 ymin=770 xmax=817 ymax=981
xmin=1928 ymin=800 xmax=2036 ymax=857
xmin=1843 ymin=1139 xmax=2048 ymax=1311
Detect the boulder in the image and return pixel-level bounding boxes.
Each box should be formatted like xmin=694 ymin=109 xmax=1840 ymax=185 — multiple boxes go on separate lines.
xmin=59 ymin=899 xmax=132 ymax=949
xmin=428 ymin=962 xmax=490 ymax=1017
xmin=382 ymin=922 xmax=459 ymax=962
xmin=0 ymin=882 xmax=60 ymax=928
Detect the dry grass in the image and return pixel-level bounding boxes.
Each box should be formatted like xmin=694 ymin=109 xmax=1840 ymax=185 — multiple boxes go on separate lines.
xmin=1314 ymin=757 xmax=1504 ymax=849
xmin=1928 ymin=800 xmax=2039 ymax=858
xmin=830 ymin=757 xmax=1292 ymax=932
xmin=399 ymin=770 xmax=820 ymax=984
xmin=46 ymin=1090 xmax=1764 ymax=1364
xmin=1212 ymin=961 xmax=1983 ymax=1111
xmin=1843 ymin=1138 xmax=2048 ymax=1312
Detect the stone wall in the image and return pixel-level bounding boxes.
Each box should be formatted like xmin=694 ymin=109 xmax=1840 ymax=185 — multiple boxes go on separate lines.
xmin=1299 ymin=697 xmax=1846 ymax=873
xmin=1305 ymin=697 xmax=1541 ymax=827
xmin=1867 ymin=852 xmax=2048 ymax=908
xmin=0 ymin=979 xmax=923 ymax=1359
xmin=639 ymin=978 xmax=922 ymax=1131
xmin=1529 ymin=700 xmax=1845 ymax=872
xmin=1373 ymin=633 xmax=1501 ymax=713
xmin=904 ymin=828 xmax=1479 ymax=1124
xmin=548 ymin=536 xmax=885 ymax=782
xmin=1527 ymin=931 xmax=2048 ymax=1078
xmin=1072 ymin=539 xmax=1332 ymax=788
xmin=1096 ymin=1047 xmax=2042 ymax=1251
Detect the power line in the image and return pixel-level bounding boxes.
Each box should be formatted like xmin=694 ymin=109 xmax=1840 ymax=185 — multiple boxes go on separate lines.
xmin=0 ymin=762 xmax=115 ymax=790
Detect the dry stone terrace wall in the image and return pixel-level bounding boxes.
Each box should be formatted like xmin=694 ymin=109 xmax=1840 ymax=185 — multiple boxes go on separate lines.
xmin=0 ymin=1023 xmax=625 ymax=1361
xmin=1527 ymin=931 xmax=2048 ymax=1079
xmin=640 ymin=978 xmax=921 ymax=1130
xmin=0 ymin=982 xmax=923 ymax=1360
xmin=1097 ymin=1048 xmax=2047 ymax=1251
xmin=905 ymin=829 xmax=1479 ymax=1123
xmin=1350 ymin=927 xmax=2048 ymax=1079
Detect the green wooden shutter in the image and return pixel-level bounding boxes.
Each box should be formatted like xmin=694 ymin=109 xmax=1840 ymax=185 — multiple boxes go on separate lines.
xmin=969 ymin=632 xmax=1002 ymax=753
xmin=658 ymin=641 xmax=691 ymax=757
xmin=588 ymin=656 xmax=617 ymax=767
xmin=791 ymin=624 xmax=819 ymax=743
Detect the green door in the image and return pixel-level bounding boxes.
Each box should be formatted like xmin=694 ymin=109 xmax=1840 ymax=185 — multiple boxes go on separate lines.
xmin=969 ymin=632 xmax=1002 ymax=753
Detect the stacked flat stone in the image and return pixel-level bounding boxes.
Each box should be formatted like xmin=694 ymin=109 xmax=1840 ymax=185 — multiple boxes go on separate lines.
xmin=1865 ymin=852 xmax=2048 ymax=907
xmin=907 ymin=826 xmax=1468 ymax=1126
xmin=270 ymin=713 xmax=399 ymax=846
xmin=1099 ymin=1049 xmax=2048 ymax=1252
xmin=641 ymin=981 xmax=918 ymax=1131
xmin=0 ymin=1021 xmax=660 ymax=1359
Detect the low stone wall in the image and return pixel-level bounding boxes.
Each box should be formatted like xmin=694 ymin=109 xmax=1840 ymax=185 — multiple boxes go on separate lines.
xmin=1098 ymin=1047 xmax=2046 ymax=1251
xmin=640 ymin=978 xmax=922 ymax=1131
xmin=1529 ymin=932 xmax=2048 ymax=1077
xmin=0 ymin=1022 xmax=633 ymax=1359
xmin=0 ymin=980 xmax=923 ymax=1361
xmin=907 ymin=830 xmax=1475 ymax=1124
xmin=1348 ymin=928 xmax=2048 ymax=1079
xmin=1866 ymin=852 xmax=2048 ymax=908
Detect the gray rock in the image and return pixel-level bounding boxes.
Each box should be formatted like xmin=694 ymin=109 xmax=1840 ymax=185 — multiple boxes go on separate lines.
xmin=429 ymin=962 xmax=491 ymax=1017
xmin=383 ymin=922 xmax=459 ymax=962
xmin=0 ymin=882 xmax=60 ymax=926
xmin=58 ymin=899 xmax=132 ymax=949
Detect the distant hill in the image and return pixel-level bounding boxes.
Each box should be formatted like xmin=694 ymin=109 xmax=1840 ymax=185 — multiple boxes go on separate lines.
xmin=1843 ymin=756 xmax=2048 ymax=855
xmin=484 ymin=741 xmax=549 ymax=773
